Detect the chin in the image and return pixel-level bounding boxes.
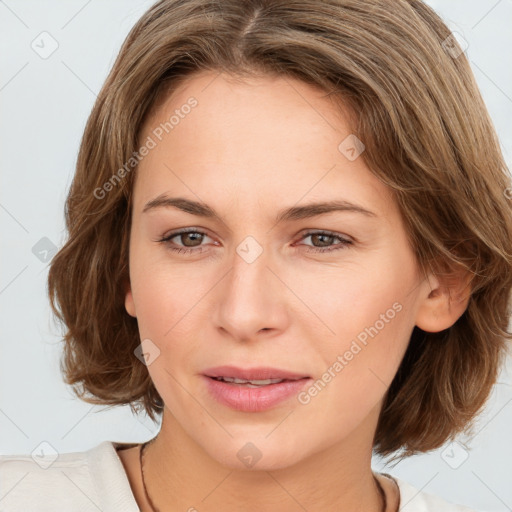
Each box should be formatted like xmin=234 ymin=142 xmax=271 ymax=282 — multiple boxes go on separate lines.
xmin=202 ymin=435 xmax=307 ymax=472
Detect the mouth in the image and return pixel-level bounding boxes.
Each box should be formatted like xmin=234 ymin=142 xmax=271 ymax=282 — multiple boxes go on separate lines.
xmin=208 ymin=376 xmax=303 ymax=388
xmin=203 ymin=365 xmax=310 ymax=383
xmin=202 ymin=366 xmax=312 ymax=412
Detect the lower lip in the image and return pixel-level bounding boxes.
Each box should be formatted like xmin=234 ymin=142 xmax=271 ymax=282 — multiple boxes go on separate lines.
xmin=203 ymin=376 xmax=311 ymax=412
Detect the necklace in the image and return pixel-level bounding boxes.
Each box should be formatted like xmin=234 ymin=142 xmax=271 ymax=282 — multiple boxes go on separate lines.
xmin=140 ymin=439 xmax=160 ymax=512
xmin=139 ymin=440 xmax=388 ymax=512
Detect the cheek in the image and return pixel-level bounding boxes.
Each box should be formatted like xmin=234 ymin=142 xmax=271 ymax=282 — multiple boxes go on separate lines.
xmin=128 ymin=250 xmax=215 ymax=383
xmin=129 ymin=241 xmax=206 ymax=333
xmin=129 ymin=261 xmax=204 ymax=405
xmin=304 ymin=255 xmax=413 ymax=336
xmin=294 ymin=268 xmax=415 ymax=439
xmin=304 ymin=249 xmax=417 ymax=381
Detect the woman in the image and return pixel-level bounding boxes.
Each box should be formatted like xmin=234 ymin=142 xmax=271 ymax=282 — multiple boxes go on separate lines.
xmin=1 ymin=0 xmax=511 ymax=510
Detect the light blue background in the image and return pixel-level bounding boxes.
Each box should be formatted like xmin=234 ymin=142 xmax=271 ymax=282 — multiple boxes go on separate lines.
xmin=1 ymin=1 xmax=511 ymax=511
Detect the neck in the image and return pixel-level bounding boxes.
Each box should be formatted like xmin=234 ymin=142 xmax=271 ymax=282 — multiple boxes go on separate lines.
xmin=140 ymin=408 xmax=387 ymax=512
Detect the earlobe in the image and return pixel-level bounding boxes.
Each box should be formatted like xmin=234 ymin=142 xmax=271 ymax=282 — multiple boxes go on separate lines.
xmin=415 ymin=269 xmax=472 ymax=333
xmin=124 ymin=281 xmax=137 ymax=318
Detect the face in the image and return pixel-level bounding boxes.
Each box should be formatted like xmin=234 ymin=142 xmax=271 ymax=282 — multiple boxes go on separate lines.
xmin=125 ymin=70 xmax=433 ymax=470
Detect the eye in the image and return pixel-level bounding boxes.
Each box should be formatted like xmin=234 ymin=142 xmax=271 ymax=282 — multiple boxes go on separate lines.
xmin=157 ymin=228 xmax=214 ymax=255
xmin=156 ymin=228 xmax=353 ymax=256
xmin=296 ymin=230 xmax=353 ymax=253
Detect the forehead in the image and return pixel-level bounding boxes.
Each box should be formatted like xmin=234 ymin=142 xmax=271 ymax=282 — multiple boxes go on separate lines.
xmin=133 ymin=70 xmax=396 ymax=221
xmin=141 ymin=70 xmax=350 ymax=150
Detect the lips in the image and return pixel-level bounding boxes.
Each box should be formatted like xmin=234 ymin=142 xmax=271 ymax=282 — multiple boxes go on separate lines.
xmin=202 ymin=366 xmax=311 ymax=412
xmin=203 ymin=365 xmax=309 ymax=381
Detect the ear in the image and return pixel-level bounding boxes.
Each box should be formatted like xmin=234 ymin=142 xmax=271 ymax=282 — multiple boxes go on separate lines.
xmin=124 ymin=277 xmax=137 ymax=318
xmin=415 ymin=266 xmax=472 ymax=333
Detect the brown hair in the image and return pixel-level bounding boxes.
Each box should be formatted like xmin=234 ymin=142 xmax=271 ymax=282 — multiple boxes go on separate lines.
xmin=47 ymin=0 xmax=512 ymax=460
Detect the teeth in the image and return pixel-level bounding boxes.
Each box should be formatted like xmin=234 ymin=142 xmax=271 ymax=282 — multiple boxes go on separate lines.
xmin=215 ymin=377 xmax=285 ymax=385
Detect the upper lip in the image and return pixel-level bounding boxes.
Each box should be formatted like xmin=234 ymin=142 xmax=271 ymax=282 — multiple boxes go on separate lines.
xmin=203 ymin=366 xmax=310 ymax=381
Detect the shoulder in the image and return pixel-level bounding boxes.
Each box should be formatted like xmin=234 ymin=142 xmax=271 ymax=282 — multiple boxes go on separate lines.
xmin=387 ymin=474 xmax=479 ymax=512
xmin=0 ymin=440 xmax=140 ymax=512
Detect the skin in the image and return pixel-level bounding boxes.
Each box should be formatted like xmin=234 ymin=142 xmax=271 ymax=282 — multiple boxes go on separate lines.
xmin=121 ymin=70 xmax=470 ymax=512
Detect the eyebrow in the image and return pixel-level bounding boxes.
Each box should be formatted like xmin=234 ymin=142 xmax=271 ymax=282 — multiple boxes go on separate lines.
xmin=142 ymin=195 xmax=377 ymax=223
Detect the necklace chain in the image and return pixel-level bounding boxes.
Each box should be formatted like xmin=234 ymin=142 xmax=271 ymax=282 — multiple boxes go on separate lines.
xmin=140 ymin=439 xmax=161 ymax=512
xmin=139 ymin=440 xmax=388 ymax=512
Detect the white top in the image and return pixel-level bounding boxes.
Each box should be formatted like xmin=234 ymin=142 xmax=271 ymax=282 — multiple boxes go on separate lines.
xmin=0 ymin=440 xmax=478 ymax=511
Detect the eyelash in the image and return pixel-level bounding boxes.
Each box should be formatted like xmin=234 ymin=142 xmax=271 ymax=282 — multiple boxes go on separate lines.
xmin=156 ymin=228 xmax=353 ymax=255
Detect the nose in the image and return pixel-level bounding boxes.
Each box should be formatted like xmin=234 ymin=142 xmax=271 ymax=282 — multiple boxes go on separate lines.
xmin=212 ymin=239 xmax=290 ymax=343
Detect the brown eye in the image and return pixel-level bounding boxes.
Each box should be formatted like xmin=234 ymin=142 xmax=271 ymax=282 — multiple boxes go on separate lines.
xmin=177 ymin=232 xmax=204 ymax=247
xmin=299 ymin=231 xmax=353 ymax=253
xmin=158 ymin=229 xmax=213 ymax=255
xmin=310 ymin=233 xmax=335 ymax=247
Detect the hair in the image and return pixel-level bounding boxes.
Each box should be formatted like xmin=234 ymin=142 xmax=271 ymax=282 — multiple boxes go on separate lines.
xmin=47 ymin=0 xmax=512 ymax=461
